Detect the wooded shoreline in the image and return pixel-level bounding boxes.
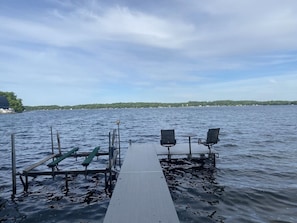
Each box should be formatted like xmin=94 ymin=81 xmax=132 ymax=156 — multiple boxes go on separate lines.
xmin=24 ymin=100 xmax=297 ymax=111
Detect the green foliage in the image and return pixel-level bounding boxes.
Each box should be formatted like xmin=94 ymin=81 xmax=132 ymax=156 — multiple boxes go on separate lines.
xmin=0 ymin=91 xmax=24 ymax=113
xmin=2 ymin=90 xmax=296 ymax=113
xmin=24 ymin=100 xmax=297 ymax=111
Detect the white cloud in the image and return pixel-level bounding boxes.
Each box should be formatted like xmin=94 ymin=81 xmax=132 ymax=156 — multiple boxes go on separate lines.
xmin=2 ymin=0 xmax=297 ymax=58
xmin=176 ymin=0 xmax=297 ymax=56
xmin=0 ymin=4 xmax=196 ymax=50
xmin=95 ymin=6 xmax=196 ymax=49
xmin=1 ymin=0 xmax=297 ymax=105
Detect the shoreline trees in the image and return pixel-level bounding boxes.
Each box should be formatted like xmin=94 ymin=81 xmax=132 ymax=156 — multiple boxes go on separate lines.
xmin=0 ymin=91 xmax=24 ymax=113
xmin=24 ymin=100 xmax=297 ymax=111
xmin=1 ymin=90 xmax=296 ymax=113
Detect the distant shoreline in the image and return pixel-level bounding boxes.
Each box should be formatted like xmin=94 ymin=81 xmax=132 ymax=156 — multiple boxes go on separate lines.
xmin=24 ymin=100 xmax=297 ymax=111
xmin=0 ymin=108 xmax=15 ymax=114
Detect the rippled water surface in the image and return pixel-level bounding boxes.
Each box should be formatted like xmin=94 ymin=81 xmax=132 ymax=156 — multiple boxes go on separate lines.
xmin=1 ymin=106 xmax=297 ymax=222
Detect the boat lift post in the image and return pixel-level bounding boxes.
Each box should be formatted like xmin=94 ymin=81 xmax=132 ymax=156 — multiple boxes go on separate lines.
xmin=11 ymin=134 xmax=16 ymax=197
xmin=50 ymin=126 xmax=54 ymax=155
xmin=116 ymin=120 xmax=121 ymax=167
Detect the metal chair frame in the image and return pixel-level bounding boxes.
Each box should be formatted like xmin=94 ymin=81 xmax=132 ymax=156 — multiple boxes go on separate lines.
xmin=198 ymin=128 xmax=220 ymax=153
xmin=160 ymin=129 xmax=176 ymax=159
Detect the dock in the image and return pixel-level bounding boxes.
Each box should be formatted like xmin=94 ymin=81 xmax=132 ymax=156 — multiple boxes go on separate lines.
xmin=104 ymin=142 xmax=219 ymax=223
xmin=10 ymin=126 xmax=220 ymax=222
xmin=103 ymin=143 xmax=180 ymax=223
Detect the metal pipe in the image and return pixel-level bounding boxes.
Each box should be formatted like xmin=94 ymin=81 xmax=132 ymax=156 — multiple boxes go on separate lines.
xmin=108 ymin=131 xmax=111 ymax=169
xmin=65 ymin=173 xmax=69 ymax=193
xmin=11 ymin=134 xmax=16 ymax=196
xmin=57 ymin=131 xmax=61 ymax=155
xmin=57 ymin=132 xmax=62 ymax=155
xmin=50 ymin=126 xmax=54 ymax=154
xmin=50 ymin=126 xmax=55 ymax=162
xmin=25 ymin=175 xmax=28 ymax=192
xmin=116 ymin=120 xmax=121 ymax=167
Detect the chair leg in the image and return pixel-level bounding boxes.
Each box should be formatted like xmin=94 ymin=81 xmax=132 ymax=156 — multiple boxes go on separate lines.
xmin=167 ymin=147 xmax=171 ymax=160
xmin=207 ymin=153 xmax=216 ymax=167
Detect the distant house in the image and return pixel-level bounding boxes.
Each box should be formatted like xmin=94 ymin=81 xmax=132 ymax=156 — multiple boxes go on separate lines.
xmin=0 ymin=96 xmax=9 ymax=109
xmin=0 ymin=96 xmax=13 ymax=113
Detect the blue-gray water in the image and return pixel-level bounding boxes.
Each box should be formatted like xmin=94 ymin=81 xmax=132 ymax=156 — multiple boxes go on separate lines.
xmin=1 ymin=106 xmax=297 ymax=222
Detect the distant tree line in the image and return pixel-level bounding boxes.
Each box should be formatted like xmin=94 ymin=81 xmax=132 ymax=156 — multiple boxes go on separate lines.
xmin=2 ymin=90 xmax=295 ymax=113
xmin=24 ymin=100 xmax=297 ymax=111
xmin=0 ymin=91 xmax=24 ymax=113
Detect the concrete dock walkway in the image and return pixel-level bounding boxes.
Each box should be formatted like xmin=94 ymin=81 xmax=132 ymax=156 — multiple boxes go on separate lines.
xmin=103 ymin=143 xmax=180 ymax=223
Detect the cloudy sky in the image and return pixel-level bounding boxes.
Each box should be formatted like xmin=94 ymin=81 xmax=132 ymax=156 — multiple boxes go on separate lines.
xmin=1 ymin=0 xmax=297 ymax=106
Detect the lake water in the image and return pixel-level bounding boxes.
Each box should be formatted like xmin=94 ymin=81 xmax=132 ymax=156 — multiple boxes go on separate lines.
xmin=1 ymin=106 xmax=297 ymax=222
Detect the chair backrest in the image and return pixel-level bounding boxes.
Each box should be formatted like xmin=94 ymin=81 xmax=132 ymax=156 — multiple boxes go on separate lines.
xmin=160 ymin=129 xmax=176 ymax=146
xmin=206 ymin=128 xmax=220 ymax=145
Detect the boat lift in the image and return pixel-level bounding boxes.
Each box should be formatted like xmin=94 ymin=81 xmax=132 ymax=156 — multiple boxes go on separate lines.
xmin=11 ymin=126 xmax=121 ymax=196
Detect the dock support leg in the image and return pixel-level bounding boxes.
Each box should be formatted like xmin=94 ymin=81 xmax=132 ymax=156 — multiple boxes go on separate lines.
xmin=65 ymin=173 xmax=69 ymax=193
xmin=104 ymin=172 xmax=107 ymax=190
xmin=208 ymin=153 xmax=216 ymax=167
xmin=109 ymin=169 xmax=112 ymax=191
xmin=84 ymin=166 xmax=88 ymax=178
xmin=19 ymin=175 xmax=26 ymax=192
xmin=51 ymin=167 xmax=56 ymax=179
xmin=25 ymin=175 xmax=28 ymax=192
xmin=167 ymin=147 xmax=171 ymax=161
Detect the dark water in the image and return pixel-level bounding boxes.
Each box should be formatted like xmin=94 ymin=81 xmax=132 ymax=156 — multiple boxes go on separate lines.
xmin=1 ymin=106 xmax=297 ymax=222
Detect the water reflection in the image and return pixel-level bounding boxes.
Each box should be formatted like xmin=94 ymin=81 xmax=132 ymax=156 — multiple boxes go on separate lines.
xmin=1 ymin=173 xmax=110 ymax=222
xmin=160 ymin=158 xmax=225 ymax=223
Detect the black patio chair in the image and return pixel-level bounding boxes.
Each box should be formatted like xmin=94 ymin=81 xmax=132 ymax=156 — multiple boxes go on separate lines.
xmin=160 ymin=129 xmax=176 ymax=159
xmin=198 ymin=128 xmax=220 ymax=153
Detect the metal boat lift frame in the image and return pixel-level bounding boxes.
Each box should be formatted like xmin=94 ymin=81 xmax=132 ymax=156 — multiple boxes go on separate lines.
xmin=11 ymin=126 xmax=121 ymax=196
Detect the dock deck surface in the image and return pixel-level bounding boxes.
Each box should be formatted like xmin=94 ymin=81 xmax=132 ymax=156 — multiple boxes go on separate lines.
xmin=103 ymin=143 xmax=180 ymax=223
xmin=156 ymin=143 xmax=213 ymax=156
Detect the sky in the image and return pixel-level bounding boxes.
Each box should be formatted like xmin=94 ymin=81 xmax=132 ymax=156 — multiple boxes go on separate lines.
xmin=1 ymin=0 xmax=297 ymax=106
